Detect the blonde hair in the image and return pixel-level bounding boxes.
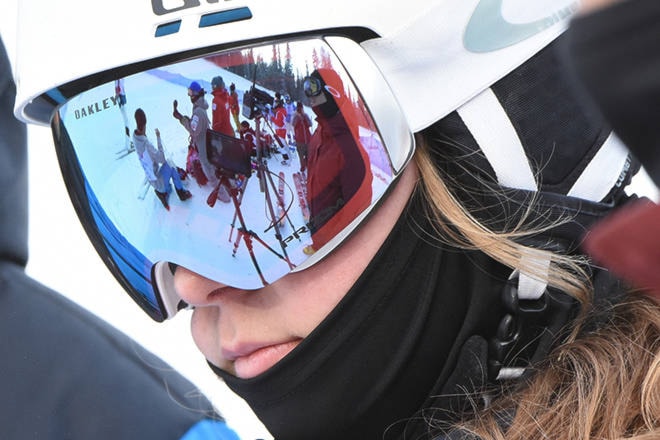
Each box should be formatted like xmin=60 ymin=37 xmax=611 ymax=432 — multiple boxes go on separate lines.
xmin=414 ymin=135 xmax=660 ymax=439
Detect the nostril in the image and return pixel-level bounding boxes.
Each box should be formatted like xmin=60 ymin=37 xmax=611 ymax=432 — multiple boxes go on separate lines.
xmin=172 ymin=265 xmax=231 ymax=307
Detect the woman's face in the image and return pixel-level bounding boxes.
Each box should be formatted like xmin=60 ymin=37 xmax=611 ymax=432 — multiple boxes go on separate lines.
xmin=308 ymin=91 xmax=327 ymax=108
xmin=174 ymin=163 xmax=419 ymax=379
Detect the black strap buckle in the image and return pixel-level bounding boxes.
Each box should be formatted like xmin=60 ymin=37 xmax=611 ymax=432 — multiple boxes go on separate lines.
xmin=488 ymin=274 xmax=575 ymax=381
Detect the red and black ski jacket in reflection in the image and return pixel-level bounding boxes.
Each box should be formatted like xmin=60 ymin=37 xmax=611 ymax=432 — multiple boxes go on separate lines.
xmin=211 ymin=88 xmax=233 ymax=136
xmin=306 ymin=111 xmax=372 ymax=249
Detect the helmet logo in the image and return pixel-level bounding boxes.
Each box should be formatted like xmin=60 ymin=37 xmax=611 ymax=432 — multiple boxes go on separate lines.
xmin=464 ymin=0 xmax=578 ymax=53
xmin=152 ymin=0 xmax=221 ymax=16
xmin=325 ymin=86 xmax=341 ymax=99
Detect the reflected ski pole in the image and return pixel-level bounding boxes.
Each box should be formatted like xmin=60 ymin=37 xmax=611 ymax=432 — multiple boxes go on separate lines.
xmin=229 ymin=175 xmax=249 ymax=242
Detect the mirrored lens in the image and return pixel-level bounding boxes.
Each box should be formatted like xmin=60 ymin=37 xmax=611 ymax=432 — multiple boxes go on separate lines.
xmin=303 ymin=76 xmax=323 ymax=97
xmin=54 ymin=37 xmax=399 ymax=314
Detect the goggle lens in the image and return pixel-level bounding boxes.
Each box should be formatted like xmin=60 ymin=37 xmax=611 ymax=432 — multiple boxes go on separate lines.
xmin=303 ymin=77 xmax=323 ymax=97
xmin=50 ymin=36 xmax=412 ymax=321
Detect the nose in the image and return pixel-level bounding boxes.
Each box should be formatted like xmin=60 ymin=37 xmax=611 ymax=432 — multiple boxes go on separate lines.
xmin=173 ymin=266 xmax=228 ymax=308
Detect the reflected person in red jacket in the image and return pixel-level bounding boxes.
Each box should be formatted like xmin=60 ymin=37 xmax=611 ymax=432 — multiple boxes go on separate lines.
xmin=291 ymin=101 xmax=312 ymax=173
xmin=303 ymin=68 xmax=373 ymax=254
xmin=270 ymin=93 xmax=288 ymax=144
xmin=211 ymin=75 xmax=234 ymax=137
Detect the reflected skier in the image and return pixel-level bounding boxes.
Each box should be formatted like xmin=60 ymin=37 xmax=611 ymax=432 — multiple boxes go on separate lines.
xmin=133 ymin=108 xmax=192 ymax=210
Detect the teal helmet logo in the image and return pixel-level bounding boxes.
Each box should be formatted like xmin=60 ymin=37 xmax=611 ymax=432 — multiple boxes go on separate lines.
xmin=464 ymin=0 xmax=579 ymax=53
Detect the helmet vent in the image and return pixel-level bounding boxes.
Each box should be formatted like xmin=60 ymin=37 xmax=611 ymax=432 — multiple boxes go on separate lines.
xmin=155 ymin=20 xmax=182 ymax=38
xmin=154 ymin=7 xmax=252 ymax=38
xmin=199 ymin=7 xmax=252 ymax=28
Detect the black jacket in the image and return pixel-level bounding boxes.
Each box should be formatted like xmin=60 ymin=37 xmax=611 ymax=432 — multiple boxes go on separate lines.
xmin=0 ymin=37 xmax=233 ymax=440
xmin=565 ymin=0 xmax=660 ymax=187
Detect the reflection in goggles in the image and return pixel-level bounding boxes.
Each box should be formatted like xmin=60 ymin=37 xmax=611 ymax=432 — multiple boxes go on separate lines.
xmin=54 ymin=37 xmax=401 ymax=320
xmin=303 ymin=76 xmax=324 ymax=97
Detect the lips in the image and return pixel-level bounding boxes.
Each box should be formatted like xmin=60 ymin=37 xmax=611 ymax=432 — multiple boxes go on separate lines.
xmin=226 ymin=339 xmax=302 ymax=379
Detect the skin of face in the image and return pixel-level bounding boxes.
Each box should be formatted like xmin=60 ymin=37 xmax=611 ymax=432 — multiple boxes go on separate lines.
xmin=308 ymin=91 xmax=327 ymax=107
xmin=579 ymin=0 xmax=621 ymax=14
xmin=174 ymin=162 xmax=419 ymax=379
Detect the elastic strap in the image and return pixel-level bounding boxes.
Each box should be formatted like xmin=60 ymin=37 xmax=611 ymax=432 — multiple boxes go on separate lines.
xmin=458 ymin=88 xmax=547 ymax=301
xmin=568 ymin=133 xmax=631 ymax=201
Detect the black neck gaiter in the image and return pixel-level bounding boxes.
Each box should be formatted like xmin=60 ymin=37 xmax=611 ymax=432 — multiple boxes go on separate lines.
xmin=211 ymin=192 xmax=510 ymax=439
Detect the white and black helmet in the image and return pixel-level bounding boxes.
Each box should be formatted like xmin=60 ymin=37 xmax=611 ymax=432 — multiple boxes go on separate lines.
xmin=12 ymin=1 xmax=634 ymax=324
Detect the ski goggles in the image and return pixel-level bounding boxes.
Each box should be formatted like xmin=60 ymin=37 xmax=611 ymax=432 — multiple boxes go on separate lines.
xmin=45 ymin=35 xmax=414 ymax=321
xmin=303 ymin=76 xmax=324 ymax=98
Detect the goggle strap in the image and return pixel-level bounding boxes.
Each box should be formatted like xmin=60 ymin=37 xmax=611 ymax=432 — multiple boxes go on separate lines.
xmin=152 ymin=261 xmax=186 ymax=320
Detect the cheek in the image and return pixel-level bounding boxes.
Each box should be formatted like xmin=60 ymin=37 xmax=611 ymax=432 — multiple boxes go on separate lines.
xmin=189 ymin=308 xmax=223 ymax=366
xmin=282 ymin=279 xmax=347 ymax=336
xmin=279 ymin=248 xmax=369 ymax=335
xmin=309 ymin=93 xmax=327 ymax=107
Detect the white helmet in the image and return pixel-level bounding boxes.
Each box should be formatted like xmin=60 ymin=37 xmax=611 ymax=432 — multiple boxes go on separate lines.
xmin=14 ymin=0 xmax=577 ymax=131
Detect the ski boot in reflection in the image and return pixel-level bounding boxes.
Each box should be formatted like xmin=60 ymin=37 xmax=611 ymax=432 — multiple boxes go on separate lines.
xmin=155 ymin=190 xmax=170 ymax=211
